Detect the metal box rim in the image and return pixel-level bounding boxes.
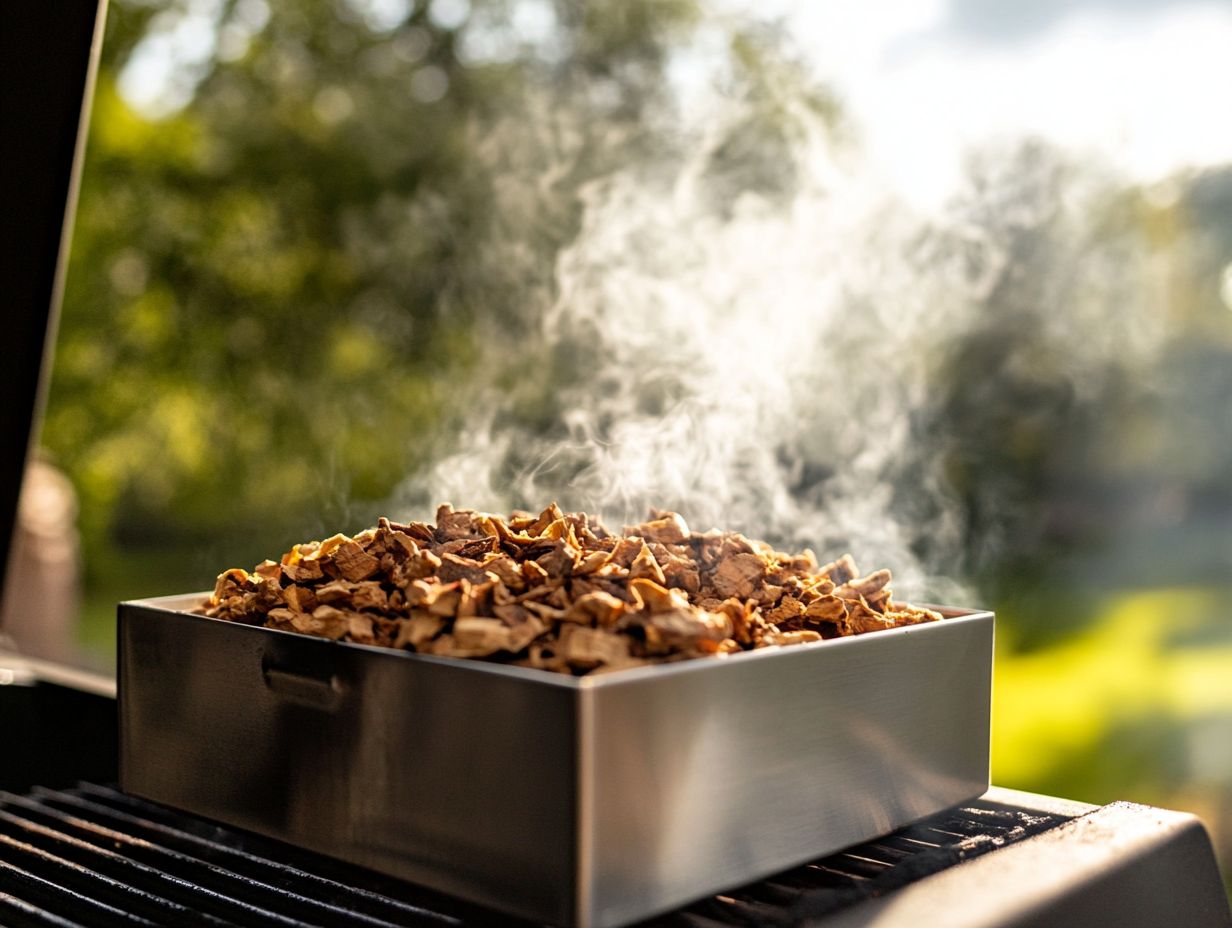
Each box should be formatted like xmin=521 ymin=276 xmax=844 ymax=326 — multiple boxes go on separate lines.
xmin=119 ymin=594 xmax=993 ymax=927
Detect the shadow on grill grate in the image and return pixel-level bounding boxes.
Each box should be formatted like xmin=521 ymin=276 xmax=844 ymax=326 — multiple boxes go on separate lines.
xmin=0 ymin=784 xmax=1069 ymax=927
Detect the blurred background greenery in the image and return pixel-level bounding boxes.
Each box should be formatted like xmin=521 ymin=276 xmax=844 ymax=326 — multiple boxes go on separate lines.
xmin=21 ymin=0 xmax=1232 ymax=894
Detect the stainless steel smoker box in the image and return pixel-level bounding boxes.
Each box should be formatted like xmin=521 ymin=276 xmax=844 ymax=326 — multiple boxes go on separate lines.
xmin=118 ymin=595 xmax=992 ymax=928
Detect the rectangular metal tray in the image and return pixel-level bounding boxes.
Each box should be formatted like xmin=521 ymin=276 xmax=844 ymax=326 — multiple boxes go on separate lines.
xmin=118 ymin=595 xmax=992 ymax=928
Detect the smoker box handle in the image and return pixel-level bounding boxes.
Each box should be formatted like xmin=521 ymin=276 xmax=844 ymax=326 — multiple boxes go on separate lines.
xmin=261 ymin=652 xmax=347 ymax=710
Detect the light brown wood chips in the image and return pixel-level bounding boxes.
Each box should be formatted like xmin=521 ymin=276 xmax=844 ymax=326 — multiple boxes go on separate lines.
xmin=203 ymin=504 xmax=941 ymax=675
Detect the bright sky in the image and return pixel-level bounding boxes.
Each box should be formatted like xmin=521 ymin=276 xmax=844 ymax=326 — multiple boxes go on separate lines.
xmin=119 ymin=0 xmax=1232 ymax=212
xmin=743 ymin=0 xmax=1232 ymax=209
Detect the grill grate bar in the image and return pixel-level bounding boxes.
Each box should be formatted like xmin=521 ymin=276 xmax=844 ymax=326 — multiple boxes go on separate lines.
xmin=0 ymin=832 xmax=235 ymax=927
xmin=0 ymin=892 xmax=91 ymax=928
xmin=1 ymin=786 xmax=1072 ymax=927
xmin=0 ymin=860 xmax=159 ymax=928
xmin=0 ymin=791 xmax=406 ymax=928
xmin=30 ymin=786 xmax=452 ymax=927
xmin=0 ymin=807 xmax=315 ymax=928
xmin=68 ymin=785 xmax=470 ymax=926
xmin=861 ymin=842 xmax=914 ymax=862
xmin=705 ymin=894 xmax=795 ymax=928
xmin=803 ymin=863 xmax=871 ymax=884
xmin=725 ymin=882 xmax=803 ymax=907
xmin=878 ymin=834 xmax=943 ymax=851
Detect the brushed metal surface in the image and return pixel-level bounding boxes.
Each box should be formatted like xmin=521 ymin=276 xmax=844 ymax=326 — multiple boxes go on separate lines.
xmin=120 ymin=596 xmax=580 ymax=924
xmin=583 ymin=611 xmax=992 ymax=926
xmin=119 ymin=595 xmax=992 ymax=928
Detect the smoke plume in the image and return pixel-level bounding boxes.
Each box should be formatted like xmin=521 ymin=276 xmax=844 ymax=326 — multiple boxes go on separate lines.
xmin=392 ymin=36 xmax=1170 ymax=603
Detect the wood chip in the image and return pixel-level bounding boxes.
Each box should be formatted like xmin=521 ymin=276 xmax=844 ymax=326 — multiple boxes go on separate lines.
xmin=394 ymin=613 xmax=444 ymax=649
xmin=628 ymin=543 xmax=666 ymax=585
xmin=204 ymin=504 xmax=941 ymax=674
xmin=333 ymin=540 xmax=380 ymax=582
xmin=712 ymin=552 xmax=765 ymax=599
xmin=623 ymin=512 xmax=690 ymax=544
xmin=558 ymin=625 xmax=633 ymax=669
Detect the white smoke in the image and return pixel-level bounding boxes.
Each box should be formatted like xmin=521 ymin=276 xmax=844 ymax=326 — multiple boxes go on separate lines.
xmin=392 ymin=34 xmax=1170 ymax=604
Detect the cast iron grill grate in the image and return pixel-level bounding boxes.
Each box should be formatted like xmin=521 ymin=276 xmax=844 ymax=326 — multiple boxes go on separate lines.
xmin=0 ymin=784 xmax=1069 ymax=927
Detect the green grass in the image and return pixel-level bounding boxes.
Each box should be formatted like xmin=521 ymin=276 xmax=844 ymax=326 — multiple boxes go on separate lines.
xmin=992 ymin=585 xmax=1232 ymax=896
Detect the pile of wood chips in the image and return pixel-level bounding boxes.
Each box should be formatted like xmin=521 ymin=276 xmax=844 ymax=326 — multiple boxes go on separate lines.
xmin=203 ymin=504 xmax=942 ymax=675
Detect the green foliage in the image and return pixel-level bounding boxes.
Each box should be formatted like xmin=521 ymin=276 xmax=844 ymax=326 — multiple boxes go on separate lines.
xmin=992 ymin=586 xmax=1232 ymax=893
xmin=47 ymin=0 xmax=701 ymax=569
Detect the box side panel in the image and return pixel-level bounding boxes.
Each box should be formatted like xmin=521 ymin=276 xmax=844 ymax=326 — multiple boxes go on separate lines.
xmin=119 ymin=606 xmax=578 ymax=924
xmin=585 ymin=615 xmax=993 ymax=927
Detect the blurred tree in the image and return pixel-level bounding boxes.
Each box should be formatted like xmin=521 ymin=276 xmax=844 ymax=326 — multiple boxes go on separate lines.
xmin=45 ymin=0 xmax=699 ymax=577
xmin=910 ymin=147 xmax=1232 ymax=644
xmin=44 ymin=0 xmax=1230 ymax=636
